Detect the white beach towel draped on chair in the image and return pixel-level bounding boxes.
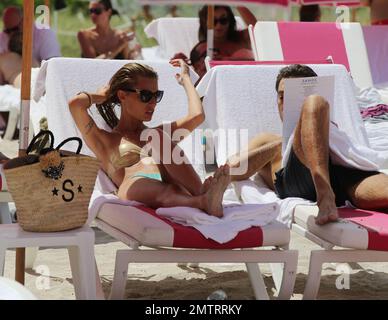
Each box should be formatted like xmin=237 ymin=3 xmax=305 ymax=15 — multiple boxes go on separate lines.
xmin=232 ymin=176 xmax=312 ymax=228
xmin=156 ymin=203 xmax=279 ymax=244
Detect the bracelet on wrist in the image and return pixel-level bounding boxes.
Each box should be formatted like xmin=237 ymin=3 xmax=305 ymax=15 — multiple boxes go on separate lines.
xmin=77 ymin=91 xmax=92 ymax=106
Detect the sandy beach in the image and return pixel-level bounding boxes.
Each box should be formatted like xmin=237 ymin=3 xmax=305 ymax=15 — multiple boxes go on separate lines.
xmin=2 ymin=138 xmax=388 ymax=300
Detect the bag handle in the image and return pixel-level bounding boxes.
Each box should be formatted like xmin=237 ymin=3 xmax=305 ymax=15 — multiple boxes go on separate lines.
xmin=55 ymin=137 xmax=83 ymax=154
xmin=26 ymin=130 xmax=54 ymax=155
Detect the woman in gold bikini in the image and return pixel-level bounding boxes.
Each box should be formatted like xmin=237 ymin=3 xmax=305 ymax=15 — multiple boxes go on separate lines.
xmin=69 ymin=59 xmax=230 ymax=217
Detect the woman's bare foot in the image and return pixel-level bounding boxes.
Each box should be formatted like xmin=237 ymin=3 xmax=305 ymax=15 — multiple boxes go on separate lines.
xmin=201 ymin=165 xmax=231 ymax=217
xmin=315 ymin=192 xmax=338 ymax=225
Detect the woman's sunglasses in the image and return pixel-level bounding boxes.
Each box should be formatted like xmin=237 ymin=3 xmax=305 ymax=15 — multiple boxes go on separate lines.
xmin=89 ymin=8 xmax=104 ymax=15
xmin=125 ymin=89 xmax=164 ymax=103
xmin=214 ymin=17 xmax=229 ymax=26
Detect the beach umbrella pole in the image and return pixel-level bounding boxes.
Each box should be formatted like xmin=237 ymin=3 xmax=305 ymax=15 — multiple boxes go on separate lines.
xmin=15 ymin=0 xmax=35 ymax=285
xmin=206 ymin=5 xmax=214 ymax=59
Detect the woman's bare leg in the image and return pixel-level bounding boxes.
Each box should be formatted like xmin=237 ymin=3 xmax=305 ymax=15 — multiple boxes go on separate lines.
xmin=118 ymin=165 xmax=231 ymax=217
xmin=146 ymin=128 xmax=203 ymax=196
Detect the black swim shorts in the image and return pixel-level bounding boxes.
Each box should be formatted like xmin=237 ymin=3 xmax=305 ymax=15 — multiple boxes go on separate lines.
xmin=274 ymin=148 xmax=380 ymax=206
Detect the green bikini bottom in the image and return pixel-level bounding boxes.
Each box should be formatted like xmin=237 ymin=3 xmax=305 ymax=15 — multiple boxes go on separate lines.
xmin=131 ymin=172 xmax=162 ymax=181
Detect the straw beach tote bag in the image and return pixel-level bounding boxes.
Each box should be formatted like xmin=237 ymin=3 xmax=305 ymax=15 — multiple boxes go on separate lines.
xmin=4 ymin=130 xmax=100 ymax=232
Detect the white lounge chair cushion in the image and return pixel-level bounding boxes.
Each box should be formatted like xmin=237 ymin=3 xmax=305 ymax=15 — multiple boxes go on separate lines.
xmin=294 ymin=205 xmax=388 ymax=251
xmin=96 ymin=203 xmax=290 ymax=249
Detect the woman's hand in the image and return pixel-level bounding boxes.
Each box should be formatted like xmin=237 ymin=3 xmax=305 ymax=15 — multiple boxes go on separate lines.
xmin=169 ymin=59 xmax=190 ymax=85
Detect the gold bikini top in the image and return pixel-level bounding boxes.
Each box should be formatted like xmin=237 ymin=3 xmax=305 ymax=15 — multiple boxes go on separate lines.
xmin=110 ymin=138 xmax=150 ymax=169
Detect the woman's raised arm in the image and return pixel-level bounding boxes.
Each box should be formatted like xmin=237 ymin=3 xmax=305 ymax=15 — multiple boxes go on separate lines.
xmin=68 ymin=87 xmax=109 ymax=156
xmin=161 ymin=59 xmax=205 ymax=139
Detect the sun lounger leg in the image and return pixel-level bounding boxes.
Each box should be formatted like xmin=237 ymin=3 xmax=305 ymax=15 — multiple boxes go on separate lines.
xmin=3 ymin=108 xmax=19 ymax=140
xmin=68 ymin=246 xmax=83 ymax=299
xmin=77 ymin=231 xmax=97 ymax=300
xmin=276 ymin=251 xmax=298 ymax=300
xmin=67 ymin=230 xmax=96 ymax=300
xmin=245 ymin=263 xmax=269 ymax=300
xmin=0 ymin=244 xmax=6 ymax=276
xmin=303 ymin=250 xmax=324 ymax=300
xmin=95 ymin=259 xmax=105 ymax=300
xmin=25 ymin=247 xmax=38 ymax=269
xmin=270 ymin=263 xmax=283 ymax=293
xmin=110 ymin=250 xmax=131 ymax=300
xmin=0 ymin=203 xmax=12 ymax=224
xmin=270 ymin=245 xmax=288 ymax=293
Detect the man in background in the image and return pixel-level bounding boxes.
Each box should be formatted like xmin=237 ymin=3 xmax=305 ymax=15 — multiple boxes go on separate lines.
xmin=299 ymin=5 xmax=321 ymax=22
xmin=0 ymin=6 xmax=61 ymax=65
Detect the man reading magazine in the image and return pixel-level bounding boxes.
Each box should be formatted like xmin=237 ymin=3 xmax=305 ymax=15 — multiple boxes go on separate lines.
xmin=227 ymin=64 xmax=388 ymax=225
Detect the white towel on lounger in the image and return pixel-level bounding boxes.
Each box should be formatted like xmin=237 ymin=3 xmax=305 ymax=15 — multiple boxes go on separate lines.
xmin=233 ymin=176 xmax=313 ymax=228
xmin=156 ymin=202 xmax=279 ymax=244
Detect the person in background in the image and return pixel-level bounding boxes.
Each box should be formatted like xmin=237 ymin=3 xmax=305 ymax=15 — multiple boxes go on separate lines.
xmin=0 ymin=6 xmax=61 ymax=65
xmin=188 ymin=41 xmax=207 ymax=81
xmin=198 ymin=5 xmax=256 ymax=61
xmin=363 ymin=0 xmax=388 ymax=25
xmin=172 ymin=6 xmax=256 ymax=80
xmin=299 ymin=5 xmax=321 ymax=22
xmin=141 ymin=5 xmax=154 ymax=22
xmin=0 ymin=31 xmax=39 ymax=88
xmin=167 ymin=5 xmax=178 ymax=18
xmin=78 ymin=0 xmax=140 ymax=59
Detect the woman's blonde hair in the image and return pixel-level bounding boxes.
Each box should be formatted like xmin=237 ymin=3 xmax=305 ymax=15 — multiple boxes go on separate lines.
xmin=97 ymin=63 xmax=158 ymax=129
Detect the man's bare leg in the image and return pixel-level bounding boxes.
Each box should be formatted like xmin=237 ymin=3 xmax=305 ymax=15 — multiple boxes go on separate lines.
xmin=293 ymin=95 xmax=338 ymax=225
xmin=347 ymin=173 xmax=388 ymax=211
xmin=227 ymin=133 xmax=282 ymax=189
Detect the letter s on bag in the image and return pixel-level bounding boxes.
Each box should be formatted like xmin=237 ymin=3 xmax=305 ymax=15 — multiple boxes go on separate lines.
xmin=62 ymin=179 xmax=74 ymax=202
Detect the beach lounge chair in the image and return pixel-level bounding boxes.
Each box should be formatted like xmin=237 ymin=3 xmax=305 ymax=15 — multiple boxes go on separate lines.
xmin=197 ymin=63 xmax=388 ymax=299
xmin=249 ymin=21 xmax=373 ymax=90
xmin=36 ymin=57 xmax=298 ymax=300
xmin=144 ymin=17 xmax=245 ymax=61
